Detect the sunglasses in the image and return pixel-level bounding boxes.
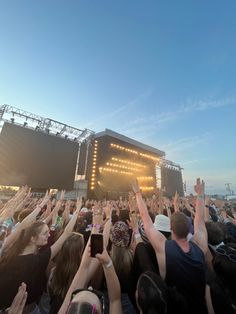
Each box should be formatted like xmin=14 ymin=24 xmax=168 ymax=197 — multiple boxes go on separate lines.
xmin=216 ymin=247 xmax=236 ymax=262
xmin=70 ymin=288 xmax=104 ymax=313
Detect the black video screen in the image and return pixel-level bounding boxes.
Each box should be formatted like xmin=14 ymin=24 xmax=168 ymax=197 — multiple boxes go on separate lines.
xmin=0 ymin=122 xmax=78 ymax=190
xmin=161 ymin=167 xmax=184 ymax=197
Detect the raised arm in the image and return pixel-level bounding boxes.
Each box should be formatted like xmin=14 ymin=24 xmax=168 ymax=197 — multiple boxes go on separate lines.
xmin=96 ymin=249 xmax=122 ymax=314
xmin=132 ymin=179 xmax=166 ymax=254
xmin=193 ymin=178 xmax=208 ymax=253
xmin=58 ymin=209 xmax=102 ymax=314
xmin=50 ymin=197 xmax=81 ymax=260
xmin=2 ymin=192 xmax=51 ymax=252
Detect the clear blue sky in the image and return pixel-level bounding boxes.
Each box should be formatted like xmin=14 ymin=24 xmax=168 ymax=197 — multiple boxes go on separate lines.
xmin=0 ymin=0 xmax=235 ymax=195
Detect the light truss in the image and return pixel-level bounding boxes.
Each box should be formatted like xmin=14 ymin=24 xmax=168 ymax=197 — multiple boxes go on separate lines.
xmin=160 ymin=158 xmax=182 ymax=171
xmin=0 ymin=104 xmax=94 ymax=143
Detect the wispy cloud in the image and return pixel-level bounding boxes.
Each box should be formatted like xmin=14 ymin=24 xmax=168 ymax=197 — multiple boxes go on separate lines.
xmin=160 ymin=132 xmax=212 ymax=154
xmin=121 ymin=95 xmax=235 ymax=138
xmin=122 ymin=110 xmax=179 ymax=137
xmin=180 ymin=96 xmax=236 ymax=113
xmin=84 ymin=89 xmax=152 ymax=129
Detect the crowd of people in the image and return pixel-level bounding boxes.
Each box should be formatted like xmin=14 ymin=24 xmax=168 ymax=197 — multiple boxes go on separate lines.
xmin=0 ymin=178 xmax=236 ymax=314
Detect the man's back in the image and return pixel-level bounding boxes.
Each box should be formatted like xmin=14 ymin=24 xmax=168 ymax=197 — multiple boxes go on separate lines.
xmin=165 ymin=240 xmax=207 ymax=314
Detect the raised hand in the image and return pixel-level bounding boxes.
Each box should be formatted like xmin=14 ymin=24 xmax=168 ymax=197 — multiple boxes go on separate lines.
xmin=128 ymin=192 xmax=137 ymax=214
xmin=128 ymin=212 xmax=139 ymax=233
xmin=60 ymin=190 xmax=66 ymax=201
xmin=173 ymin=191 xmax=180 ymax=212
xmin=95 ymin=248 xmax=111 ymax=266
xmin=39 ymin=190 xmax=51 ymax=208
xmin=194 ymin=178 xmax=205 ymax=196
xmin=8 ymin=282 xmax=27 ymax=314
xmin=104 ymin=201 xmax=112 ymax=220
xmin=132 ymin=178 xmax=141 ymax=194
xmin=92 ymin=203 xmax=103 ymax=228
xmin=62 ymin=200 xmax=71 ymax=224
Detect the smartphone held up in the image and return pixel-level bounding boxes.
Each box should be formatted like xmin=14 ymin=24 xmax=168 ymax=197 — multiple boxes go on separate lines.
xmin=90 ymin=234 xmax=103 ymax=257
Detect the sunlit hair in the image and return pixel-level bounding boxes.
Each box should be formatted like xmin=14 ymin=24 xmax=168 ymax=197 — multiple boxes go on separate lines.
xmin=18 ymin=208 xmax=33 ymax=223
xmin=110 ymin=245 xmax=133 ymax=287
xmin=50 ymin=232 xmax=84 ymax=300
xmin=0 ymin=221 xmax=46 ymax=270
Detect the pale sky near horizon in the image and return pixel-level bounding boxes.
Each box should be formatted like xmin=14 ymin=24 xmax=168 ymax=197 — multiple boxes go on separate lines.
xmin=0 ymin=0 xmax=235 ymax=195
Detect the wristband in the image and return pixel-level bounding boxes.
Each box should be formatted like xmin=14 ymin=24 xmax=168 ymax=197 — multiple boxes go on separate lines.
xmin=197 ymin=195 xmax=205 ymax=200
xmin=104 ymin=259 xmax=113 ymax=269
xmin=134 ymin=233 xmax=141 ymax=240
xmin=92 ymin=224 xmax=101 ymax=231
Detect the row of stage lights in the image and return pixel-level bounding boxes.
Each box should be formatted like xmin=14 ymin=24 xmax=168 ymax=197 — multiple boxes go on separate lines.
xmin=90 ymin=141 xmax=156 ymax=191
xmin=137 ymin=176 xmax=154 ymax=181
xmin=110 ymin=143 xmax=160 ymax=162
xmin=111 ymin=157 xmax=146 ymax=168
xmin=111 ymin=143 xmax=138 ymax=154
xmin=106 ymin=162 xmax=138 ymax=172
xmin=99 ymin=167 xmax=133 ymax=176
xmin=98 ymin=167 xmax=155 ymax=190
xmin=91 ymin=140 xmax=98 ymax=190
xmin=139 ymin=186 xmax=154 ymax=191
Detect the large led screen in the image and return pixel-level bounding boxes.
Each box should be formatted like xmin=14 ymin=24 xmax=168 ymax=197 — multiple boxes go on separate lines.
xmin=0 ymin=122 xmax=79 ymax=190
xmin=161 ymin=167 xmax=184 ymax=197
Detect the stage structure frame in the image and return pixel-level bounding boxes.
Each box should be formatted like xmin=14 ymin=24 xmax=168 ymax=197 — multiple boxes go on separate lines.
xmin=0 ymin=104 xmax=95 ymax=194
xmin=0 ymin=105 xmax=184 ymax=198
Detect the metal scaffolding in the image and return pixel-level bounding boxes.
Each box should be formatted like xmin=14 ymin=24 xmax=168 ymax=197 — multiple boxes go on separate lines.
xmin=0 ymin=104 xmax=94 ymax=143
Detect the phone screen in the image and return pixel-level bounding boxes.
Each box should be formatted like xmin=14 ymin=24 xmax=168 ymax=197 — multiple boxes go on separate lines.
xmin=91 ymin=234 xmax=103 ymax=257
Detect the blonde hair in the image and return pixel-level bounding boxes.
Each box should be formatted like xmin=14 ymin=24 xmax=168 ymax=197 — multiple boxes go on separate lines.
xmin=110 ymin=245 xmax=133 ymax=286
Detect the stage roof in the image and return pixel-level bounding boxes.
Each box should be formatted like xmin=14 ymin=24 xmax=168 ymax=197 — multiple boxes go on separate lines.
xmin=94 ymin=129 xmax=165 ymax=157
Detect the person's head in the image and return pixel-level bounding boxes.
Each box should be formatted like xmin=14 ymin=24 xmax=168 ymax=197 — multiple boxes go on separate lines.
xmin=213 ymin=243 xmax=236 ymax=301
xmin=206 ymin=222 xmax=223 ymax=246
xmin=110 ymin=221 xmax=133 ymax=283
xmin=67 ymin=289 xmax=103 ymax=314
xmin=136 ymin=271 xmax=168 ymax=314
xmin=154 ymin=214 xmax=171 ymax=239
xmin=136 ymin=271 xmax=188 ymax=314
xmin=0 ymin=221 xmax=49 ymax=269
xmin=110 ymin=221 xmax=130 ymax=247
xmin=170 ymin=212 xmax=189 ymax=239
xmin=51 ymin=232 xmax=84 ymax=299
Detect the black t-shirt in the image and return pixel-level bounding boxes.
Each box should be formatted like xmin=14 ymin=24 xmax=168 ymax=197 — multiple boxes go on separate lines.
xmin=0 ymin=247 xmax=51 ymax=310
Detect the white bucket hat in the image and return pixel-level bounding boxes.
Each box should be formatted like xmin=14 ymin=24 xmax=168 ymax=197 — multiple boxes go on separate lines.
xmin=154 ymin=214 xmax=170 ymax=232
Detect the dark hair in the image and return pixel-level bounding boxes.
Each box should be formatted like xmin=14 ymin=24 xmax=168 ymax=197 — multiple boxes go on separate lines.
xmin=216 ymin=222 xmax=235 ymax=244
xmin=137 ymin=271 xmax=188 ymax=314
xmin=206 ymin=222 xmax=223 ymax=245
xmin=50 ymin=233 xmax=84 ymax=300
xmin=213 ymin=243 xmax=236 ymax=301
xmin=0 ymin=221 xmax=46 ymax=269
xmin=137 ymin=271 xmax=167 ymax=314
xmin=170 ymin=212 xmax=189 ymax=239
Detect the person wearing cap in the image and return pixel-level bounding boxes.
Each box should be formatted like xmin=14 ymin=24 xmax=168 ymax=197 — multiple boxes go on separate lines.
xmin=153 ymin=214 xmax=171 ymax=239
xmin=133 ymin=178 xmax=209 ymax=314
